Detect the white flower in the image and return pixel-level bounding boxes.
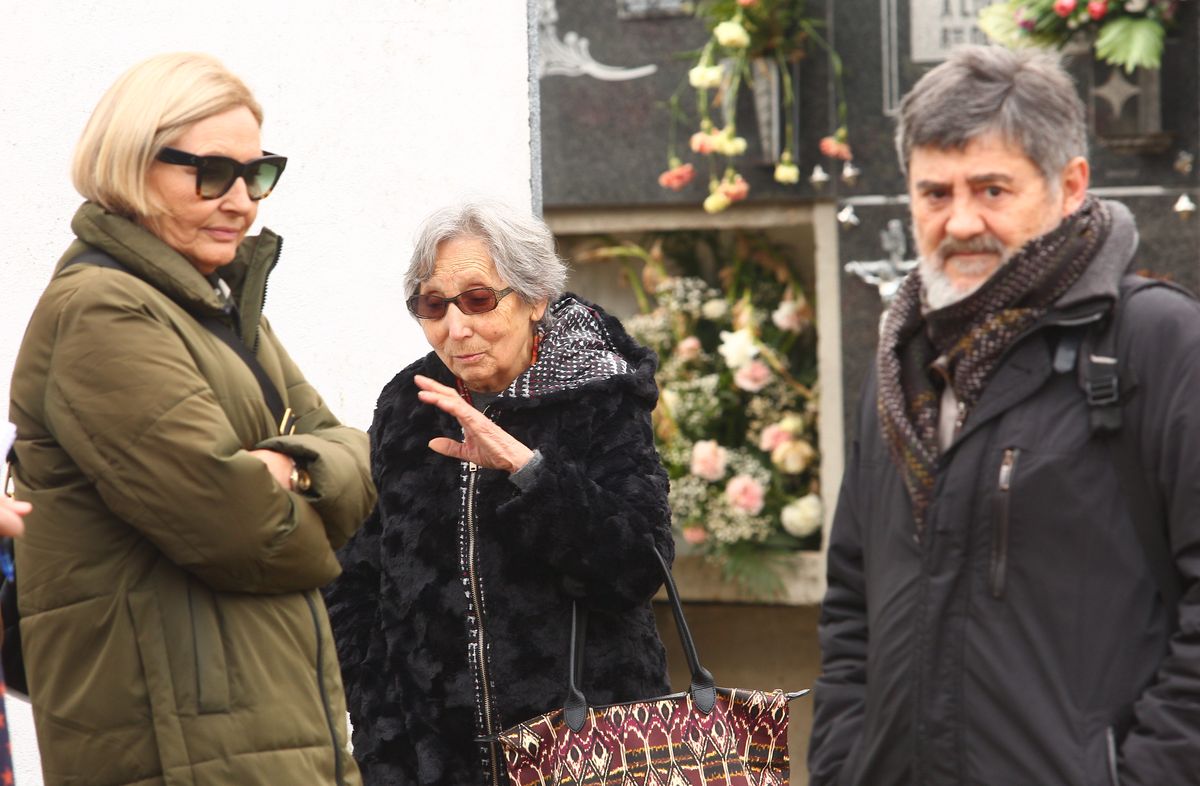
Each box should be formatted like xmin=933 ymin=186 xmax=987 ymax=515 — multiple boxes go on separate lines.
xmin=782 ymin=494 xmax=823 ymax=538
xmin=717 ymin=328 xmax=759 ymax=369
xmin=1124 ymin=0 xmax=1148 ymax=10
xmin=688 ymin=64 xmax=725 ymax=89
xmin=714 ymin=20 xmax=751 ymax=49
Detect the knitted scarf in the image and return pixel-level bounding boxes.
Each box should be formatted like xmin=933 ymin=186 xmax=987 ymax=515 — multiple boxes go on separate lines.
xmin=877 ymin=196 xmax=1112 ymax=533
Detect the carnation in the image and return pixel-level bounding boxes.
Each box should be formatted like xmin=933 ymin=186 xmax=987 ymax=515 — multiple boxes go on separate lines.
xmin=676 ymin=335 xmax=703 ymax=361
xmin=772 ymin=298 xmax=811 ymax=332
xmin=734 ymin=359 xmax=772 ymax=392
xmin=688 ymin=64 xmax=725 ymax=90
xmin=725 ymin=473 xmax=766 ymax=514
xmin=758 ymin=423 xmax=790 ymax=453
xmin=657 ymin=162 xmax=696 ymax=192
xmin=774 ymin=162 xmax=800 ymax=184
xmin=690 ymin=439 xmax=728 ymax=481
xmin=714 ymin=20 xmax=751 ymax=49
xmin=704 ymin=190 xmax=732 ymax=214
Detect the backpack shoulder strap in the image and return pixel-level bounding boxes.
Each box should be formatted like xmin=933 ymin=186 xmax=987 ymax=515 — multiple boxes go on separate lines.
xmin=1079 ymin=275 xmax=1189 ymax=625
xmin=61 ymin=248 xmax=292 ymax=433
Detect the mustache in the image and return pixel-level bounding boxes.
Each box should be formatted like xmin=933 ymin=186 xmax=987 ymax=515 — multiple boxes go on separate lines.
xmin=934 ymin=233 xmax=1006 ymax=262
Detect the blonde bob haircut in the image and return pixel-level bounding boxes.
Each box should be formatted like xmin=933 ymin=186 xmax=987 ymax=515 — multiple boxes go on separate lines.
xmin=72 ymin=52 xmax=263 ymax=219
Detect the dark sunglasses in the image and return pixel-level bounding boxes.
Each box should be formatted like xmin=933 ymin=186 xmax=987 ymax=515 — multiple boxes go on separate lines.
xmin=156 ymin=147 xmax=288 ymax=200
xmin=407 ymin=286 xmax=514 ymax=320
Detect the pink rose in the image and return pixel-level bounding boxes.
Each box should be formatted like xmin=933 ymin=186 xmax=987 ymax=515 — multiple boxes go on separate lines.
xmin=682 ymin=526 xmax=709 ymax=545
xmin=737 ymin=0 xmax=757 ymax=6
xmin=676 ymin=335 xmax=702 ymax=361
xmin=690 ymin=439 xmax=728 ymax=481
xmin=1087 ymin=0 xmax=1108 ymax=19
xmin=759 ymin=424 xmax=791 ymax=453
xmin=734 ymin=359 xmax=772 ymax=392
xmin=657 ymin=162 xmax=696 ymax=192
xmin=725 ymin=474 xmax=765 ymax=515
xmin=1053 ymin=0 xmax=1077 ymax=16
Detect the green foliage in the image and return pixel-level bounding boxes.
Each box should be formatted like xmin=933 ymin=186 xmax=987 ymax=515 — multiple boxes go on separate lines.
xmin=977 ymin=0 xmax=1183 ymax=72
xmin=1095 ymin=16 xmax=1166 ymax=73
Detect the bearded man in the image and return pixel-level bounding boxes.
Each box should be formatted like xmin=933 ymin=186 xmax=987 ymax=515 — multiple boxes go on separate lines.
xmin=809 ymin=45 xmax=1200 ymax=785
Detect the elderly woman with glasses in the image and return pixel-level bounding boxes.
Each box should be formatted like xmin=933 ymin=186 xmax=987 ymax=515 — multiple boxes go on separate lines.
xmin=325 ymin=199 xmax=675 ymax=785
xmin=8 ymin=53 xmax=375 ymax=785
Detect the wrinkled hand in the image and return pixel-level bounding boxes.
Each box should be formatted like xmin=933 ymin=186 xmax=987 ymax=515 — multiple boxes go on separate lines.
xmin=415 ymin=375 xmax=534 ymax=473
xmin=0 ymin=496 xmax=30 ymax=538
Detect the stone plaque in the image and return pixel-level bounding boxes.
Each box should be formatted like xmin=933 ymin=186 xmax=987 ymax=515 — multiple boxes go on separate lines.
xmin=617 ymin=0 xmax=694 ymax=20
xmin=909 ymin=0 xmax=992 ymax=63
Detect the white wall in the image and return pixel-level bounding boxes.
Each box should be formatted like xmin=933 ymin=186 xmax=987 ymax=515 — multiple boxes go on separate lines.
xmin=0 ymin=2 xmax=536 ymax=783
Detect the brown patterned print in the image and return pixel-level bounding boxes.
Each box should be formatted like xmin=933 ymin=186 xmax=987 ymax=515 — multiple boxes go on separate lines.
xmin=498 ymin=688 xmax=792 ymax=785
xmin=877 ymin=196 xmax=1112 ymax=534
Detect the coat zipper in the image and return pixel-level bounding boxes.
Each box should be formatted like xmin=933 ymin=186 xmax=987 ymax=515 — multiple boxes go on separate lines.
xmin=304 ymin=592 xmax=346 ymax=786
xmin=991 ymin=448 xmax=1019 ymax=599
xmin=466 ymin=458 xmax=502 ymax=786
xmin=251 ymin=235 xmax=283 ymax=355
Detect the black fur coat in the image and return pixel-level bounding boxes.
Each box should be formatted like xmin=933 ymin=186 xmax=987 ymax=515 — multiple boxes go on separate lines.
xmin=325 ymin=295 xmax=674 ymax=785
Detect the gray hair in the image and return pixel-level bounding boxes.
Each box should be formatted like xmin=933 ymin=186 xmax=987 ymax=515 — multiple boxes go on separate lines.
xmin=895 ymin=45 xmax=1087 ymax=184
xmin=405 ymin=199 xmax=568 ymax=325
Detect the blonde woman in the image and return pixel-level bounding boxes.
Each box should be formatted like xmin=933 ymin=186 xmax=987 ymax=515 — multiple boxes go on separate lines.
xmin=8 ymin=53 xmax=374 ymax=785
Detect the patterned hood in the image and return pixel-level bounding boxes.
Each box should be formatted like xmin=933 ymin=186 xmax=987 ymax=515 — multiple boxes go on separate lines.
xmin=498 ymin=295 xmax=642 ymax=401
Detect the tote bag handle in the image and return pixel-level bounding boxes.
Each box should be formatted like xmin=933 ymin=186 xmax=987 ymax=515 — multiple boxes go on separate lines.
xmin=563 ymin=547 xmax=716 ymax=732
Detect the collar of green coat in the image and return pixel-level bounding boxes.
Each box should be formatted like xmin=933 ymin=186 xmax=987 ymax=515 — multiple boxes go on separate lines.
xmin=64 ymin=201 xmax=281 ymax=335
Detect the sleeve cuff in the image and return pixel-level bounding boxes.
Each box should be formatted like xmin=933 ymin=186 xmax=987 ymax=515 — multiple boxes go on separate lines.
xmin=509 ymin=449 xmax=544 ymax=491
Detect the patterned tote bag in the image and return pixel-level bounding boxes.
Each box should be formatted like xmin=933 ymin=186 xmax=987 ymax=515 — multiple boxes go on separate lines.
xmin=495 ymin=547 xmax=808 ymax=785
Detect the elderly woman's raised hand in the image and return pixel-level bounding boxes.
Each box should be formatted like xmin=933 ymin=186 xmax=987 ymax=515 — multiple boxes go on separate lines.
xmin=414 ymin=375 xmax=534 ymax=473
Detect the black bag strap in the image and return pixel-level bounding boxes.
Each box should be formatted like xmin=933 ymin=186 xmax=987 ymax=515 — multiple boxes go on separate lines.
xmin=62 ymin=249 xmax=293 ymax=433
xmin=563 ymin=546 xmax=716 ymax=732
xmin=1076 ymin=277 xmax=1187 ymax=623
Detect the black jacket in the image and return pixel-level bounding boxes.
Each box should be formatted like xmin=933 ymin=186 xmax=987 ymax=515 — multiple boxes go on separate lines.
xmin=810 ymin=202 xmax=1200 ymax=785
xmin=325 ymin=295 xmax=674 ymax=786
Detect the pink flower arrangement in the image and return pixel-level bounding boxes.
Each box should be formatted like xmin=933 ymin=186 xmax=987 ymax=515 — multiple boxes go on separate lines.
xmin=690 ymin=439 xmax=728 ymax=481
xmin=734 ymin=359 xmax=772 ymax=392
xmin=725 ymin=474 xmax=766 ymax=515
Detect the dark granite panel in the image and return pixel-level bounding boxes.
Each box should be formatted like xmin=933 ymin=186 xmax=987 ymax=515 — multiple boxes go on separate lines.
xmin=541 ymin=0 xmax=837 ymax=208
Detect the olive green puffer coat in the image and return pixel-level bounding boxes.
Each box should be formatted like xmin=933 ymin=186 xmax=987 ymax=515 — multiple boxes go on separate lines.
xmin=8 ymin=202 xmax=376 ymax=786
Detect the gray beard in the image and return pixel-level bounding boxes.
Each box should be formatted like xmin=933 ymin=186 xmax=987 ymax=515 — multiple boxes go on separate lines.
xmin=920 ymin=258 xmax=989 ymax=311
